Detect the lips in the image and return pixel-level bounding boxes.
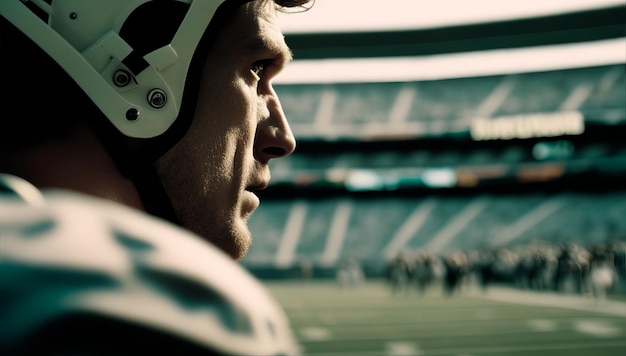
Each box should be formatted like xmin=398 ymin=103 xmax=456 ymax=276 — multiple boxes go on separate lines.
xmin=242 ymin=178 xmax=269 ymax=215
xmin=239 ymin=190 xmax=260 ymax=219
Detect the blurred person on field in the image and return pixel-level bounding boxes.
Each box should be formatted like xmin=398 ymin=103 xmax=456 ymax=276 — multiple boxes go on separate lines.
xmin=337 ymin=256 xmax=365 ymax=289
xmin=412 ymin=249 xmax=440 ymax=295
xmin=442 ymin=251 xmax=470 ymax=296
xmin=553 ymin=242 xmax=591 ymax=295
xmin=609 ymin=239 xmax=626 ymax=292
xmin=589 ymin=243 xmax=618 ymax=302
xmin=386 ymin=251 xmax=414 ymax=295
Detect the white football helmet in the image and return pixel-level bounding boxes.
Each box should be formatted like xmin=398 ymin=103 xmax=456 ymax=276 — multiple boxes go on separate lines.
xmin=1 ymin=0 xmax=229 ymax=138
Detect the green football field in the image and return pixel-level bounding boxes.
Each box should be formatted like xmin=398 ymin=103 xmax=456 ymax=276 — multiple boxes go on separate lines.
xmin=265 ymin=280 xmax=626 ymax=356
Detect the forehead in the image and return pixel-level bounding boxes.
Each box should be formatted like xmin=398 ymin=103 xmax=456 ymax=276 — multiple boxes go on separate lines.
xmin=216 ymin=1 xmax=290 ymax=57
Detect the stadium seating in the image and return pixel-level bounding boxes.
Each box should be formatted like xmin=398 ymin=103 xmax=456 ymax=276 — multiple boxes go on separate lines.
xmin=275 ymin=64 xmax=625 ymax=139
xmin=248 ymin=60 xmax=625 ymax=274
xmin=245 ymin=191 xmax=626 ymax=270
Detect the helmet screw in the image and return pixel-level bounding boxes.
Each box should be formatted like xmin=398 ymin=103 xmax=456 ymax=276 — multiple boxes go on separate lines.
xmin=147 ymin=89 xmax=167 ymax=109
xmin=126 ymin=108 xmax=139 ymax=121
xmin=70 ymin=12 xmax=77 ymax=20
xmin=113 ymin=69 xmax=131 ymax=87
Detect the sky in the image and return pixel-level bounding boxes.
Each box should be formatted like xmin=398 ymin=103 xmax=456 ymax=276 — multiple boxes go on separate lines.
xmin=274 ymin=0 xmax=626 ymax=84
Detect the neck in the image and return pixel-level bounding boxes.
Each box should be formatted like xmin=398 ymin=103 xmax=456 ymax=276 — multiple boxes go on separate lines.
xmin=2 ymin=127 xmax=144 ymax=210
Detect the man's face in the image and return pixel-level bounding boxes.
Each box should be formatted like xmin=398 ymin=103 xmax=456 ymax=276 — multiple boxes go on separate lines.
xmin=155 ymin=1 xmax=296 ymax=260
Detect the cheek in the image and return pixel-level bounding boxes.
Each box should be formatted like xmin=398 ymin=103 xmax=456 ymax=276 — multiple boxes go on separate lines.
xmin=222 ymin=82 xmax=260 ymax=149
xmin=180 ymin=67 xmax=260 ymax=161
xmin=190 ymin=85 xmax=258 ymax=172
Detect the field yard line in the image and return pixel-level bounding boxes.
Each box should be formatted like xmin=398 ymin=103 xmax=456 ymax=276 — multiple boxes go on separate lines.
xmin=302 ymin=341 xmax=626 ymax=356
xmin=473 ymin=286 xmax=626 ymax=317
xmin=385 ymin=341 xmax=421 ymax=356
xmin=573 ymin=319 xmax=621 ymax=337
xmin=414 ymin=340 xmax=626 ymax=356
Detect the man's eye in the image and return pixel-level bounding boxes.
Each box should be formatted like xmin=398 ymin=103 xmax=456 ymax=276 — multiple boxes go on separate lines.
xmin=251 ymin=60 xmax=268 ymax=78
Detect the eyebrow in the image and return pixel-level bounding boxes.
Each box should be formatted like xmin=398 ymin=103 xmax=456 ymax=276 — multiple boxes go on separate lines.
xmin=244 ymin=35 xmax=294 ymax=63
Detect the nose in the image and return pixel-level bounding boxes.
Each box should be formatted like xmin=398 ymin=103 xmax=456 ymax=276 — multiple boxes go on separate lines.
xmin=254 ymin=95 xmax=296 ymax=164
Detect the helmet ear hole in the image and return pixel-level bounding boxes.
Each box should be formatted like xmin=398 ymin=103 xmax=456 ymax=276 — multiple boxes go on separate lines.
xmin=119 ymin=1 xmax=189 ymax=76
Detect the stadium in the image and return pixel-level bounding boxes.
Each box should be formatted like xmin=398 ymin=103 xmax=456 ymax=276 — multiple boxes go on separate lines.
xmin=240 ymin=1 xmax=626 ymax=355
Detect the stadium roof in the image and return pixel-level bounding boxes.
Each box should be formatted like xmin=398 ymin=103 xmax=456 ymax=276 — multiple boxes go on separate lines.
xmin=278 ymin=0 xmax=625 ymax=33
xmin=274 ymin=39 xmax=625 ymax=84
xmin=276 ymin=1 xmax=626 ymax=84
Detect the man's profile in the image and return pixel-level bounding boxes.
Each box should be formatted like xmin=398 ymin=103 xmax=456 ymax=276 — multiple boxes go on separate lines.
xmin=0 ymin=0 xmax=313 ymax=354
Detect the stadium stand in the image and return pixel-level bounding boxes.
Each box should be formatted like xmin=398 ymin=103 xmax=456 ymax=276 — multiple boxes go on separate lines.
xmin=242 ymin=3 xmax=626 ymax=280
xmin=245 ymin=191 xmax=626 ymax=273
xmin=276 ymin=64 xmax=625 ymax=139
